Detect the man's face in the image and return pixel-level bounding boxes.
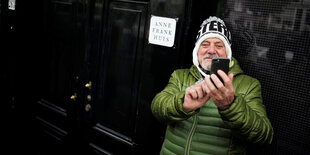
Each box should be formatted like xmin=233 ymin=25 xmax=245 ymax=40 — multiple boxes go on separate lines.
xmin=198 ymin=37 xmax=227 ymax=71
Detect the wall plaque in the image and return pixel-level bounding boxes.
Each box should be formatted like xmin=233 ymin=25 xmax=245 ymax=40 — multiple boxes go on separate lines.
xmin=148 ymin=15 xmax=177 ymax=47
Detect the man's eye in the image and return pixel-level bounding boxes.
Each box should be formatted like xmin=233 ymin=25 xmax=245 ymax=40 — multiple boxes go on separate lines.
xmin=202 ymin=43 xmax=209 ymax=47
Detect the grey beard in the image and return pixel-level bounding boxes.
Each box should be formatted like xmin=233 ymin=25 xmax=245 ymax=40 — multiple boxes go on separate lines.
xmin=201 ymin=54 xmax=218 ymax=71
xmin=201 ymin=63 xmax=211 ymax=71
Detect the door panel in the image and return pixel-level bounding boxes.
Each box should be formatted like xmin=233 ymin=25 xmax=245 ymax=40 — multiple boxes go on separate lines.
xmin=97 ymin=1 xmax=147 ymax=137
xmin=89 ymin=1 xmax=148 ymax=154
xmin=35 ymin=0 xmax=90 ymax=154
xmin=36 ymin=0 xmax=74 ymax=143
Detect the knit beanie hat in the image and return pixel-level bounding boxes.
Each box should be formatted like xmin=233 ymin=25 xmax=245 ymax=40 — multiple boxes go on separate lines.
xmin=192 ymin=16 xmax=232 ymax=77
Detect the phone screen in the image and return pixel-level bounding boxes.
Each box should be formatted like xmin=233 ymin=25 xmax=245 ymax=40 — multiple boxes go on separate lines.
xmin=210 ymin=57 xmax=230 ymax=84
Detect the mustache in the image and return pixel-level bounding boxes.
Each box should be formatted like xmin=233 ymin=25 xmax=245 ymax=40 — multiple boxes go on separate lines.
xmin=202 ymin=54 xmax=218 ymax=60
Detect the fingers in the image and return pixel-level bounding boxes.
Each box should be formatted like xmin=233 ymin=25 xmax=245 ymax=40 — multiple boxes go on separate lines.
xmin=204 ymin=71 xmax=235 ymax=107
xmin=217 ymin=70 xmax=228 ymax=82
xmin=210 ymin=74 xmax=224 ymax=89
xmin=204 ymin=76 xmax=218 ymax=96
xmin=186 ymin=87 xmax=197 ymax=99
xmin=204 ymin=71 xmax=233 ymax=96
xmin=186 ymin=85 xmax=205 ymax=100
xmin=217 ymin=70 xmax=234 ymax=89
xmin=196 ymin=86 xmax=204 ymax=99
xmin=186 ymin=71 xmax=234 ymax=102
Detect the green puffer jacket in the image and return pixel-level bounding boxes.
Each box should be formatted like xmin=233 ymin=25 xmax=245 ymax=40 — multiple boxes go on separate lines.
xmin=151 ymin=57 xmax=273 ymax=155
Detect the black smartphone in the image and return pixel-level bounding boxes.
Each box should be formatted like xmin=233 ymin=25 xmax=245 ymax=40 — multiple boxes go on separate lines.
xmin=210 ymin=57 xmax=230 ymax=85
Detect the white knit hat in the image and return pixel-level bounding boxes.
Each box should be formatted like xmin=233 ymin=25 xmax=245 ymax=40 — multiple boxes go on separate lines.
xmin=192 ymin=16 xmax=232 ymax=77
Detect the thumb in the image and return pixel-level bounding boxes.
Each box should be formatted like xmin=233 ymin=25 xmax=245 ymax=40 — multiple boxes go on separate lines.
xmin=228 ymin=73 xmax=234 ymax=81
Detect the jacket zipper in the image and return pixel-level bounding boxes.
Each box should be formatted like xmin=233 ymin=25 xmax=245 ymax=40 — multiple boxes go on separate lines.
xmin=185 ymin=114 xmax=198 ymax=155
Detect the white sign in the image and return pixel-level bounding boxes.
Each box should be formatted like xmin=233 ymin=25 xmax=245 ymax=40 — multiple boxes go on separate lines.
xmin=8 ymin=0 xmax=16 ymax=10
xmin=148 ymin=16 xmax=177 ymax=47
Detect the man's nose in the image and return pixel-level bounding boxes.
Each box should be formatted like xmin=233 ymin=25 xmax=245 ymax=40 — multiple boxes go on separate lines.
xmin=207 ymin=45 xmax=216 ymax=54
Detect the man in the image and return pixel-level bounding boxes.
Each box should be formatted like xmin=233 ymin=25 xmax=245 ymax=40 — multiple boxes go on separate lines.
xmin=151 ymin=16 xmax=273 ymax=155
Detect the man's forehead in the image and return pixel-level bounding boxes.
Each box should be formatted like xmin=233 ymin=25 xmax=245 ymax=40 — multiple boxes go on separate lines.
xmin=202 ymin=37 xmax=224 ymax=43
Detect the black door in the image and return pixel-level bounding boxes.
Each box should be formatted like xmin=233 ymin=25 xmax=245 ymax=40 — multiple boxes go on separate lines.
xmin=32 ymin=0 xmax=91 ymax=154
xmin=24 ymin=0 xmax=163 ymax=154
xmin=87 ymin=1 xmax=152 ymax=154
xmin=2 ymin=0 xmax=192 ymax=154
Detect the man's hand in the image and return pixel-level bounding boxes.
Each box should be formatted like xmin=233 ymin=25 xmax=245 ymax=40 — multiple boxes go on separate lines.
xmin=204 ymin=70 xmax=234 ymax=110
xmin=183 ymin=81 xmax=210 ymax=112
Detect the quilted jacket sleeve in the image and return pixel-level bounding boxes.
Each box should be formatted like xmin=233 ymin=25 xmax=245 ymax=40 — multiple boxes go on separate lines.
xmin=151 ymin=69 xmax=198 ymax=124
xmin=219 ymin=76 xmax=274 ymax=144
